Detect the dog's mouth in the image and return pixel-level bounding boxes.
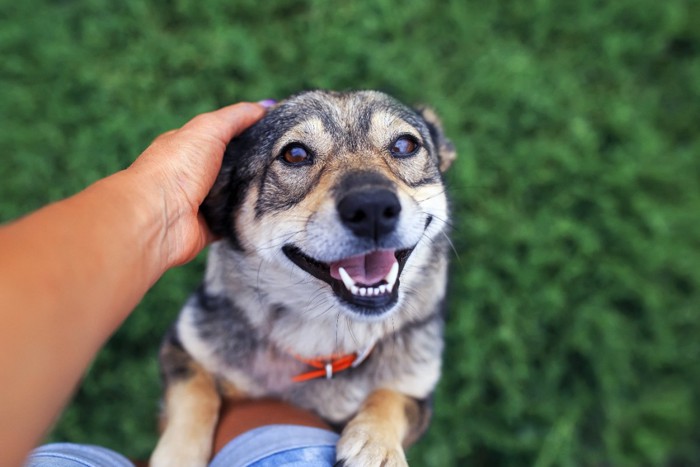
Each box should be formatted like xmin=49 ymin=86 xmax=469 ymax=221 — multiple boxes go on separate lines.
xmin=282 ymin=245 xmax=414 ymax=315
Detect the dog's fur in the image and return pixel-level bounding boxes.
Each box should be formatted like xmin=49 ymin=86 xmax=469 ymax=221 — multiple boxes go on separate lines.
xmin=150 ymin=90 xmax=456 ymax=467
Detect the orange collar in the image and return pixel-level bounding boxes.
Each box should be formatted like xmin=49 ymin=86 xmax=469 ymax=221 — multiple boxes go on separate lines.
xmin=290 ymin=345 xmax=374 ymax=383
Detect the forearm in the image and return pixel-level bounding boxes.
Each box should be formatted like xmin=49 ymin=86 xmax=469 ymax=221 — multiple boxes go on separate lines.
xmin=0 ymin=169 xmax=169 ymax=465
xmin=0 ymin=102 xmax=265 ymax=466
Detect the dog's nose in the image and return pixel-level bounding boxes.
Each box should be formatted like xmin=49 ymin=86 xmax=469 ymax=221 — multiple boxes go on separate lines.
xmin=337 ymin=189 xmax=401 ymax=240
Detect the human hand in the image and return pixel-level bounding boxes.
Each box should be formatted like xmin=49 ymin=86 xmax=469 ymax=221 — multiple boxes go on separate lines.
xmin=127 ymin=102 xmax=267 ymax=268
xmin=0 ymin=102 xmax=268 ymax=466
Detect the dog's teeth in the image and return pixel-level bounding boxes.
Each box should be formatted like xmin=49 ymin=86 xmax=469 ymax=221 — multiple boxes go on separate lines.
xmin=338 ymin=267 xmax=355 ymax=291
xmin=340 ymin=264 xmax=398 ymax=297
xmin=385 ymin=261 xmax=399 ymax=293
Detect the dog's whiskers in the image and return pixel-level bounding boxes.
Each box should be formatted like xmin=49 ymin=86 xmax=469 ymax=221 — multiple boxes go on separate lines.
xmin=440 ymin=230 xmax=462 ymax=263
xmin=307 ymin=301 xmax=335 ymax=322
xmin=258 ymin=229 xmax=306 ymax=252
xmin=345 ymin=316 xmax=360 ymax=348
xmin=415 ymin=206 xmax=458 ymax=232
xmin=305 ymin=288 xmax=332 ymax=313
xmin=414 ymin=188 xmax=448 ymax=203
xmin=335 ymin=311 xmax=342 ymax=354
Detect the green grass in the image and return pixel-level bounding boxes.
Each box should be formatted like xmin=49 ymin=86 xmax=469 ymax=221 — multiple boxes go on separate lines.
xmin=2 ymin=0 xmax=699 ymax=465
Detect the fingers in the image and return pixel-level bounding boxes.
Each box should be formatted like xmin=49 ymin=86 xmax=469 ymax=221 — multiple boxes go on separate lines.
xmin=151 ymin=101 xmax=268 ymax=154
xmin=179 ymin=102 xmax=267 ymax=146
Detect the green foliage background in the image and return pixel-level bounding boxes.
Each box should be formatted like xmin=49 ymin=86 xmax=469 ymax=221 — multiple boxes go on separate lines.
xmin=2 ymin=0 xmax=699 ymax=465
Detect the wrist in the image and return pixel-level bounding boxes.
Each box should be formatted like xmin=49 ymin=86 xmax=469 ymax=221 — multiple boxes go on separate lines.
xmin=89 ymin=169 xmax=175 ymax=280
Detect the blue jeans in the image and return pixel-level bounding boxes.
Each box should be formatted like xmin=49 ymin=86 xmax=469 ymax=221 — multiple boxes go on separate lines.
xmin=25 ymin=425 xmax=339 ymax=466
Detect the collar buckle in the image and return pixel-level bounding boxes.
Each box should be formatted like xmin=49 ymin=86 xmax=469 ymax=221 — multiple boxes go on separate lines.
xmin=290 ymin=343 xmax=375 ymax=383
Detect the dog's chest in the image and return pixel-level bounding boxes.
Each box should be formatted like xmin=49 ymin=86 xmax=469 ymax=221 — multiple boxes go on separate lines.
xmin=204 ymin=341 xmax=372 ymax=423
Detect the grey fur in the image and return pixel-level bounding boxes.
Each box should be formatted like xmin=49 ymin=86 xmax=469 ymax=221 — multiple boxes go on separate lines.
xmin=153 ymin=90 xmax=455 ymax=466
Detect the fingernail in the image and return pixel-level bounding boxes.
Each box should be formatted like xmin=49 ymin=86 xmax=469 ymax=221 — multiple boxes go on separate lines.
xmin=258 ymin=99 xmax=277 ymax=108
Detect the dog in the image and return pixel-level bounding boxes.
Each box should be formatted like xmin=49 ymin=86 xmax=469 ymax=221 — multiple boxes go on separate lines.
xmin=150 ymin=90 xmax=456 ymax=467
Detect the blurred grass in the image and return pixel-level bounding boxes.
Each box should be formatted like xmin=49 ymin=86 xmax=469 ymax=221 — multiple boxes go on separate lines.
xmin=1 ymin=0 xmax=699 ymax=465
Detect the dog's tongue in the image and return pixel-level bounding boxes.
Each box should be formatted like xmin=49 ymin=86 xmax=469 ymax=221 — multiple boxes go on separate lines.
xmin=330 ymin=250 xmax=397 ymax=286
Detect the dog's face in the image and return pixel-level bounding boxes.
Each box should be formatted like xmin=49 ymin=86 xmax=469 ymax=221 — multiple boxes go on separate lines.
xmin=203 ymin=91 xmax=455 ymax=322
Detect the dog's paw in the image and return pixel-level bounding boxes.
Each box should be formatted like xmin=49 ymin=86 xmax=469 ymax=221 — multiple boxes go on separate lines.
xmin=335 ymin=423 xmax=408 ymax=467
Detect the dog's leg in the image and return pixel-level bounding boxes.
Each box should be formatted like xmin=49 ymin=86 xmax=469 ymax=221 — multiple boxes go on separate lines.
xmin=150 ymin=335 xmax=221 ymax=467
xmin=335 ymin=388 xmax=432 ymax=467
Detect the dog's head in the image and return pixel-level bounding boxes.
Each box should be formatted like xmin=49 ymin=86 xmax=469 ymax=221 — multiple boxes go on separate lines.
xmin=203 ymin=90 xmax=455 ymax=321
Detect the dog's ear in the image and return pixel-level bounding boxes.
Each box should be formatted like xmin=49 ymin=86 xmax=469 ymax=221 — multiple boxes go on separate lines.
xmin=200 ymin=140 xmax=255 ymax=250
xmin=416 ymin=106 xmax=456 ymax=172
xmin=200 ymin=153 xmax=234 ymax=238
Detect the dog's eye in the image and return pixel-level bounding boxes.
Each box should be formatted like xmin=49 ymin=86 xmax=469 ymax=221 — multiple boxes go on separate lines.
xmin=390 ymin=135 xmax=419 ymax=157
xmin=281 ymin=144 xmax=312 ymax=165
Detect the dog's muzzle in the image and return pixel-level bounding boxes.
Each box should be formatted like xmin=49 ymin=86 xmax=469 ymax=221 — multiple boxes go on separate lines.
xmin=282 ymin=184 xmax=430 ymax=317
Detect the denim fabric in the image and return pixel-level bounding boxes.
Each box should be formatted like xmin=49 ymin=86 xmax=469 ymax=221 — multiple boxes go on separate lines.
xmin=26 ymin=425 xmax=339 ymax=466
xmin=24 ymin=443 xmax=134 ymax=467
xmin=211 ymin=425 xmax=339 ymax=467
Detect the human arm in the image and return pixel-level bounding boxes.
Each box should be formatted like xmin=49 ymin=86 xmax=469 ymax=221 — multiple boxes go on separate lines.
xmin=0 ymin=102 xmax=265 ymax=466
